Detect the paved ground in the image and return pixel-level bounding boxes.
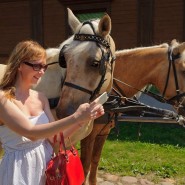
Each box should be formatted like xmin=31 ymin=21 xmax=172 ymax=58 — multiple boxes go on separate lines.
xmin=96 ymin=171 xmax=176 ymax=185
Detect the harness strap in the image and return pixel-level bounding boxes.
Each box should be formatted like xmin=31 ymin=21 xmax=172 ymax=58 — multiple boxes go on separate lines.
xmin=81 ymin=21 xmax=96 ymax=35
xmin=48 ymin=97 xmax=60 ymax=109
xmin=113 ymin=79 xmax=127 ymax=97
xmin=162 ymin=48 xmax=172 ymax=97
xmin=74 ymin=34 xmax=110 ymax=49
xmin=113 ymin=77 xmax=167 ymax=103
xmin=172 ymin=56 xmax=180 ymax=95
xmin=47 ymin=61 xmax=59 ymax=66
xmin=64 ymin=82 xmax=93 ymax=96
xmin=163 ymin=47 xmax=182 ymax=104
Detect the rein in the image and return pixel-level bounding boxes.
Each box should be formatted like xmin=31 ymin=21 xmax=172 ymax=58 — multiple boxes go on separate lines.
xmin=113 ymin=78 xmax=167 ymax=103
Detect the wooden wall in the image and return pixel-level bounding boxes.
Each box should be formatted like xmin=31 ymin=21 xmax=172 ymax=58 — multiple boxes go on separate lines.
xmin=0 ymin=0 xmax=185 ymax=64
xmin=111 ymin=0 xmax=185 ymax=49
xmin=154 ymin=0 xmax=184 ymax=44
xmin=0 ymin=0 xmax=66 ymax=64
xmin=0 ymin=1 xmax=31 ymax=64
xmin=43 ymin=0 xmax=65 ymax=48
xmin=111 ymin=0 xmax=138 ymax=49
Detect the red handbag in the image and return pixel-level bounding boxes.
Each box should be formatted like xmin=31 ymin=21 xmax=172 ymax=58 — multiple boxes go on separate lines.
xmin=45 ymin=133 xmax=85 ymax=185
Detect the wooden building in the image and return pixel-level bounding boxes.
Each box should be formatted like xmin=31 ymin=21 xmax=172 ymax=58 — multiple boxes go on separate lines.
xmin=0 ymin=0 xmax=185 ymax=64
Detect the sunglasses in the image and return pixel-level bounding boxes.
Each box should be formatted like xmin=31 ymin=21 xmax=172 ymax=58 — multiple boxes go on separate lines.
xmin=23 ymin=61 xmax=48 ymax=71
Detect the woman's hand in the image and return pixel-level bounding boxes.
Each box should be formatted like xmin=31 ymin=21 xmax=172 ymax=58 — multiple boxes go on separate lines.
xmin=73 ymin=101 xmax=104 ymax=124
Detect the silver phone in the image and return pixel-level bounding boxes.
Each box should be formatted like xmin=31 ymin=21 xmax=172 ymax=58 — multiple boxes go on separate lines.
xmin=95 ymin=92 xmax=109 ymax=105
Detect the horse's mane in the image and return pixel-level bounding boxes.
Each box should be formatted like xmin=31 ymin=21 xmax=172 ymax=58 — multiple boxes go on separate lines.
xmin=116 ymin=43 xmax=169 ymax=55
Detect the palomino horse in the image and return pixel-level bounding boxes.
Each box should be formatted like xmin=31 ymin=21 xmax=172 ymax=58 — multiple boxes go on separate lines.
xmin=74 ymin=40 xmax=185 ymax=185
xmin=54 ymin=8 xmax=116 ymax=185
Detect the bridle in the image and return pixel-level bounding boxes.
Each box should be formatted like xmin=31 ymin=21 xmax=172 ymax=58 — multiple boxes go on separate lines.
xmin=61 ymin=20 xmax=116 ymax=100
xmin=113 ymin=46 xmax=185 ymax=110
xmin=161 ymin=47 xmax=185 ymax=108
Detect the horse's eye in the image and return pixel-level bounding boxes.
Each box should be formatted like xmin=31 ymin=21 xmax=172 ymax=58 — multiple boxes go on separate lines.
xmin=91 ymin=60 xmax=100 ymax=67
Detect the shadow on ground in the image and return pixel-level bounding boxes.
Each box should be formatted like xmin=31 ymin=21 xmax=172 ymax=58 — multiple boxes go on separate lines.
xmin=108 ymin=122 xmax=185 ymax=147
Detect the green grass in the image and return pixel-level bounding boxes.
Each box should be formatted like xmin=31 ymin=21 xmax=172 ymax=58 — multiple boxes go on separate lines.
xmin=1 ymin=122 xmax=185 ymax=183
xmin=99 ymin=122 xmax=185 ymax=183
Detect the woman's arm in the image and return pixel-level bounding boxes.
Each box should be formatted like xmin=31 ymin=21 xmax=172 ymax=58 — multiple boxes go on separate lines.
xmin=0 ymin=91 xmax=104 ymax=140
xmin=43 ymin=94 xmax=89 ymax=141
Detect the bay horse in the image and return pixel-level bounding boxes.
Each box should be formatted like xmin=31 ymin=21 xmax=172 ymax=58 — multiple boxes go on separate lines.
xmin=74 ymin=40 xmax=185 ymax=185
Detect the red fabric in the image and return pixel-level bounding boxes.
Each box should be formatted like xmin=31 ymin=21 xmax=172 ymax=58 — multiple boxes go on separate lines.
xmin=45 ymin=133 xmax=84 ymax=185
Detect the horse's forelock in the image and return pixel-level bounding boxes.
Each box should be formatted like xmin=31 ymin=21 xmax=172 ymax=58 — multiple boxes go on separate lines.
xmin=46 ymin=48 xmax=60 ymax=64
xmin=67 ymin=36 xmax=99 ymax=59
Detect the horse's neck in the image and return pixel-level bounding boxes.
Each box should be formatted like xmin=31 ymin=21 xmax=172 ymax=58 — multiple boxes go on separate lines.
xmin=114 ymin=47 xmax=168 ymax=97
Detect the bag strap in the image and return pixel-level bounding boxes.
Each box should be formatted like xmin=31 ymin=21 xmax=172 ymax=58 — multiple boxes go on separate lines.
xmin=53 ymin=133 xmax=75 ymax=155
xmin=59 ymin=132 xmax=67 ymax=153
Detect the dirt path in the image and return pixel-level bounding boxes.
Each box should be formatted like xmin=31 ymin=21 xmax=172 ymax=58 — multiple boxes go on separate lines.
xmin=97 ymin=170 xmax=178 ymax=185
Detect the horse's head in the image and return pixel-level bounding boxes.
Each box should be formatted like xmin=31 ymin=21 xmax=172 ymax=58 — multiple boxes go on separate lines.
xmin=55 ymin=8 xmax=115 ymax=140
xmin=163 ymin=39 xmax=185 ymax=116
xmin=56 ymin=8 xmax=115 ymax=117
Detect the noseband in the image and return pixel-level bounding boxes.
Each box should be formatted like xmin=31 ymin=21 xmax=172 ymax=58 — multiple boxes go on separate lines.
xmin=62 ymin=21 xmax=115 ymax=100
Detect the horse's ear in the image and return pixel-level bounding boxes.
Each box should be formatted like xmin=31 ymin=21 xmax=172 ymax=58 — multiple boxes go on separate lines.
xmin=173 ymin=42 xmax=185 ymax=55
xmin=46 ymin=48 xmax=60 ymax=63
xmin=98 ymin=14 xmax=111 ymax=37
xmin=67 ymin=8 xmax=81 ymax=33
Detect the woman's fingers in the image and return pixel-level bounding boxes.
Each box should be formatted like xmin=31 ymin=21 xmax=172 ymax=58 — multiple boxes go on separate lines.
xmin=76 ymin=101 xmax=105 ymax=123
xmin=90 ymin=104 xmax=104 ymax=119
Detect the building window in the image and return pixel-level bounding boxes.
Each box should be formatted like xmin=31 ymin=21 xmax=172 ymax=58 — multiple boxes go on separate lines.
xmin=59 ymin=0 xmax=112 ymax=37
xmin=76 ymin=12 xmax=105 ymax=22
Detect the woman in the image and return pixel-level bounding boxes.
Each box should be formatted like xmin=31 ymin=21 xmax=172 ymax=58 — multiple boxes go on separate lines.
xmin=0 ymin=40 xmax=104 ymax=185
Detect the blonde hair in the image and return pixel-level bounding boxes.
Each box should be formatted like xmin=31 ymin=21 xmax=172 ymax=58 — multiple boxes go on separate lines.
xmin=0 ymin=40 xmax=46 ymax=99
